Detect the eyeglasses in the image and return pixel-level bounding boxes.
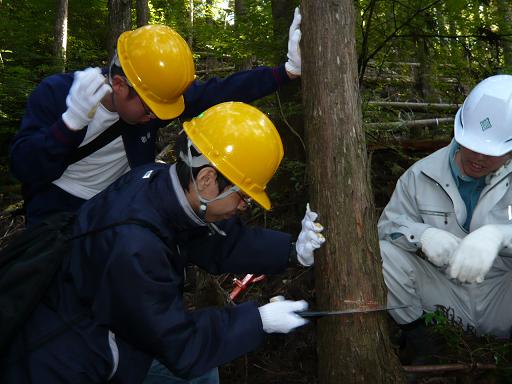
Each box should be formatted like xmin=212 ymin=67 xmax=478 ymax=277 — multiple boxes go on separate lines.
xmin=236 ymin=190 xmax=252 ymax=207
xmin=122 ymin=77 xmax=156 ymax=119
xmin=137 ymin=94 xmax=156 ymax=119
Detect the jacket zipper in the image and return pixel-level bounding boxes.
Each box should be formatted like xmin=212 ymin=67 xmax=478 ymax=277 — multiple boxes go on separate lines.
xmin=421 ymin=172 xmax=467 ymax=233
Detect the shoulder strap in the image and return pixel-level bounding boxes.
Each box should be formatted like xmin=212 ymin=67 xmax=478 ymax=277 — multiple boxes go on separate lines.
xmin=65 ymin=119 xmax=124 ymax=166
xmin=20 ymin=121 xmax=125 ymax=208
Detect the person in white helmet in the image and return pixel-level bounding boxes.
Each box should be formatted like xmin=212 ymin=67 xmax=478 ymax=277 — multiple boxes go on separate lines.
xmin=378 ymin=74 xmax=512 ymax=363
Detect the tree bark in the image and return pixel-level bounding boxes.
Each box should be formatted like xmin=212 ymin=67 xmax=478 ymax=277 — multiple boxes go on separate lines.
xmin=136 ymin=0 xmax=149 ymax=27
xmin=301 ymin=1 xmax=406 ymax=382
xmin=107 ymin=0 xmax=132 ymax=59
xmin=53 ymin=0 xmax=68 ymax=72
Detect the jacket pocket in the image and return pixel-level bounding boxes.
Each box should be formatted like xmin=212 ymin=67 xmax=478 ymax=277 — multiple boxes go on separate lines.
xmin=418 ymin=206 xmax=453 ymax=226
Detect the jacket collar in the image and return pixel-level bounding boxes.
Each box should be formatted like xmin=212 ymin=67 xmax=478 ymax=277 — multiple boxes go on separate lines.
xmin=168 ymin=164 xmax=207 ymax=227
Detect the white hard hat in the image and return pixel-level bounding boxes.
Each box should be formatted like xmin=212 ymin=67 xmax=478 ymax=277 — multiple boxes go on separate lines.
xmin=454 ymin=74 xmax=512 ymax=156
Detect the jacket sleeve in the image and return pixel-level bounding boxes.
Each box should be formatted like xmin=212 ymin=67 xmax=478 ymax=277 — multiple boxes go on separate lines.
xmin=179 ymin=217 xmax=292 ymax=274
xmin=377 ymin=170 xmax=431 ymax=251
xmin=92 ymin=227 xmax=265 ymax=379
xmin=180 ymin=65 xmax=291 ymax=118
xmin=9 ymin=74 xmax=86 ymax=187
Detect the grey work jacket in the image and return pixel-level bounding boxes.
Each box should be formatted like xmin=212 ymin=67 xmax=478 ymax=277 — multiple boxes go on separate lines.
xmin=378 ymin=143 xmax=512 ymax=256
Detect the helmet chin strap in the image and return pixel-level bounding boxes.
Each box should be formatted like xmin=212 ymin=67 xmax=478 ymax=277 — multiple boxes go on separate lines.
xmin=182 ymin=139 xmax=239 ymax=221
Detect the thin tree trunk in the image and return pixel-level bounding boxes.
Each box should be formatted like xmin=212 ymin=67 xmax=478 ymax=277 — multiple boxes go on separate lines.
xmin=53 ymin=0 xmax=68 ymax=72
xmin=108 ymin=0 xmax=132 ymax=59
xmin=301 ymin=0 xmax=406 ymax=382
xmin=136 ymin=0 xmax=149 ymax=27
xmin=188 ymin=0 xmax=194 ymax=47
xmin=234 ymin=0 xmax=252 ymax=70
xmin=496 ymin=0 xmax=512 ymax=70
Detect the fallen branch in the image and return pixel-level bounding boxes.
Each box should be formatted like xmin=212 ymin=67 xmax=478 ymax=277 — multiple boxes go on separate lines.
xmin=365 ymin=117 xmax=454 ymax=129
xmin=368 ymin=137 xmax=450 ymax=152
xmin=402 ymin=362 xmax=497 ymax=373
xmin=367 ymin=101 xmax=461 ymax=111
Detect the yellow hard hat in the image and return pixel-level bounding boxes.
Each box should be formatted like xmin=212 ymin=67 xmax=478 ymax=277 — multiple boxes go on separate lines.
xmin=117 ymin=24 xmax=195 ymax=120
xmin=183 ymin=102 xmax=284 ymax=210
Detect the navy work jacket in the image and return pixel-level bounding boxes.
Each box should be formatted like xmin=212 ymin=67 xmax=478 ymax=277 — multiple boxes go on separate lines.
xmin=10 ymin=65 xmax=290 ymax=224
xmin=2 ymin=163 xmax=292 ymax=383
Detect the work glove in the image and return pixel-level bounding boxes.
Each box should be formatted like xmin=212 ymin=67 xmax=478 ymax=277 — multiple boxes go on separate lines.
xmin=284 ymin=7 xmax=302 ymax=77
xmin=258 ymin=298 xmax=308 ymax=334
xmin=449 ymin=224 xmax=512 ymax=283
xmin=420 ymin=228 xmax=461 ymax=267
xmin=62 ymin=67 xmax=111 ymax=131
xmin=296 ymin=203 xmax=325 ymax=266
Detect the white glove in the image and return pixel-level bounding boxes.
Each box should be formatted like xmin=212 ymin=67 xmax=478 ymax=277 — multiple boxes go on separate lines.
xmin=420 ymin=228 xmax=461 ymax=267
xmin=296 ymin=203 xmax=325 ymax=266
xmin=258 ymin=298 xmax=308 ymax=333
xmin=449 ymin=225 xmax=511 ymax=283
xmin=62 ymin=67 xmax=111 ymax=131
xmin=284 ymin=7 xmax=302 ymax=76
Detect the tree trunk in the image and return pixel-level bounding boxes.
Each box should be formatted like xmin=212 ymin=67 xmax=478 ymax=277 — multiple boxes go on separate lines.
xmin=234 ymin=0 xmax=252 ymax=70
xmin=187 ymin=0 xmax=194 ymax=47
xmin=301 ymin=1 xmax=406 ymax=383
xmin=496 ymin=0 xmax=512 ymax=71
xmin=136 ymin=0 xmax=149 ymax=27
xmin=107 ymin=0 xmax=132 ymax=59
xmin=53 ymin=0 xmax=68 ymax=72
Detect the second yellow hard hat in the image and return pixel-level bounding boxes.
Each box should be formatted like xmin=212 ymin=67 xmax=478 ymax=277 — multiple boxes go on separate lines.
xmin=117 ymin=24 xmax=195 ymax=120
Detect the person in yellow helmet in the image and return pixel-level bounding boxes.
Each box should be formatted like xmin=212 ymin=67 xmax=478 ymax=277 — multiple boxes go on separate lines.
xmin=1 ymin=102 xmax=325 ymax=384
xmin=9 ymin=8 xmax=303 ymax=228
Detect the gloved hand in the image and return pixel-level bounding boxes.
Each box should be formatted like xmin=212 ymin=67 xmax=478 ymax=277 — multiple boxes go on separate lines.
xmin=284 ymin=7 xmax=302 ymax=77
xmin=258 ymin=298 xmax=308 ymax=333
xmin=62 ymin=67 xmax=111 ymax=131
xmin=296 ymin=203 xmax=325 ymax=266
xmin=449 ymin=224 xmax=512 ymax=283
xmin=420 ymin=228 xmax=461 ymax=267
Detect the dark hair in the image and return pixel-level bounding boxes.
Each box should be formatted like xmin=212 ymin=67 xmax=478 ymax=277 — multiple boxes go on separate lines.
xmin=109 ymin=63 xmax=125 ymax=79
xmin=109 ymin=61 xmax=138 ymax=98
xmin=174 ymin=132 xmax=232 ymax=192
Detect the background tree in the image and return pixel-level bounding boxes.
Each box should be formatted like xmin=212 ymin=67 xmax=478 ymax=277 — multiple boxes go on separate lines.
xmin=53 ymin=0 xmax=68 ymax=72
xmin=136 ymin=0 xmax=150 ymax=26
xmin=107 ymin=0 xmax=131 ymax=58
xmin=301 ymin=0 xmax=405 ymax=382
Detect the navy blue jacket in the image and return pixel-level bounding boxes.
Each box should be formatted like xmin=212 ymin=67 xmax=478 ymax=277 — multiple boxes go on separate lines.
xmin=2 ymin=163 xmax=292 ymax=383
xmin=10 ymin=65 xmax=290 ymax=224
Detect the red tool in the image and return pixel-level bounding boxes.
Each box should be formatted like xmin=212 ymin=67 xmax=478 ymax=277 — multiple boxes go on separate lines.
xmin=229 ymin=274 xmax=266 ymax=301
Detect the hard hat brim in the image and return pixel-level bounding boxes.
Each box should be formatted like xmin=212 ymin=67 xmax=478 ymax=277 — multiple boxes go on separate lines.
xmin=200 ymin=154 xmax=273 ymax=211
xmin=244 ymin=189 xmax=271 ymax=211
xmin=143 ymin=94 xmax=185 ymax=121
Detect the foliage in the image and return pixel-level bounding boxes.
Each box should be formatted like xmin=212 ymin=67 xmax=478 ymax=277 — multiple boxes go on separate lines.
xmin=423 ymin=306 xmax=512 ymax=379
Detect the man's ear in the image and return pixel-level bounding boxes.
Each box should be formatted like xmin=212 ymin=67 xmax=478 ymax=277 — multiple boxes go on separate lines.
xmin=111 ymin=75 xmax=129 ymax=98
xmin=195 ymin=167 xmax=217 ymax=192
